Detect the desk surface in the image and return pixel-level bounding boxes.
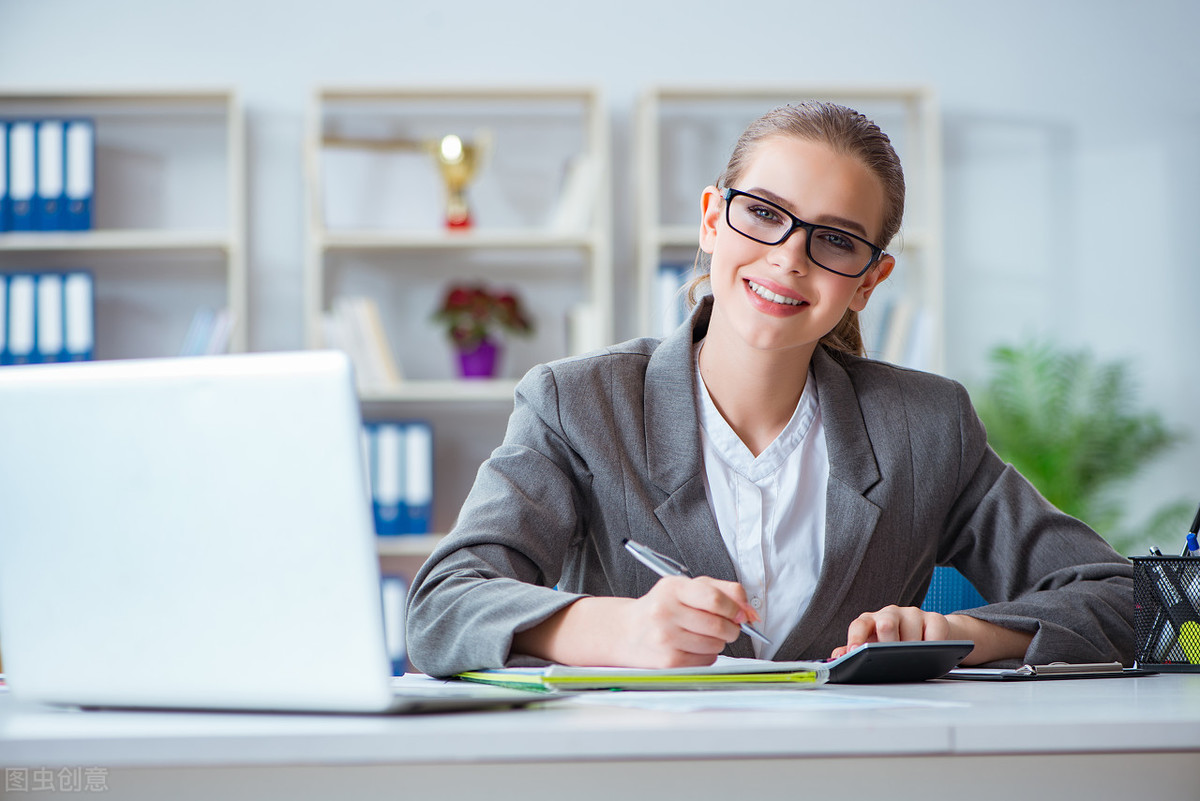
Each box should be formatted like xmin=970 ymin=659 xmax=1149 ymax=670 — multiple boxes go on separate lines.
xmin=3 ymin=674 xmax=1200 ymax=800
xmin=4 ymin=672 xmax=1200 ymax=765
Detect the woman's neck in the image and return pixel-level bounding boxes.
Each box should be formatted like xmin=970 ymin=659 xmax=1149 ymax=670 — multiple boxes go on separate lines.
xmin=698 ymin=333 xmax=816 ymax=458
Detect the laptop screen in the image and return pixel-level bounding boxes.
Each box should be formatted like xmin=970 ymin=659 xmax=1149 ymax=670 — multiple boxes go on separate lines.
xmin=0 ymin=351 xmax=399 ymax=712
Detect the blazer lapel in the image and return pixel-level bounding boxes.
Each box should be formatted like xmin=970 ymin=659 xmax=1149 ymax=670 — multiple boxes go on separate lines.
xmin=643 ymin=299 xmax=755 ymax=658
xmin=772 ymin=347 xmax=884 ymax=660
xmin=644 ymin=299 xmax=709 ymax=498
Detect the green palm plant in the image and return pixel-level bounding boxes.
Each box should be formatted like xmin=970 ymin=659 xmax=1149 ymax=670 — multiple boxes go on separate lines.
xmin=972 ymin=340 xmax=1190 ymax=555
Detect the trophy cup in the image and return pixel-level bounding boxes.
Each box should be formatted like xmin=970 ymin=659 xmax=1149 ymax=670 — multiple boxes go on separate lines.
xmin=430 ymin=133 xmax=486 ymax=229
xmin=320 ymin=128 xmax=489 ymax=230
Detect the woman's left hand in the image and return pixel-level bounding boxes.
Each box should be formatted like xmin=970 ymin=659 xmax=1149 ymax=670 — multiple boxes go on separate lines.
xmin=831 ymin=604 xmax=951 ymax=658
xmin=831 ymin=605 xmax=1034 ymax=665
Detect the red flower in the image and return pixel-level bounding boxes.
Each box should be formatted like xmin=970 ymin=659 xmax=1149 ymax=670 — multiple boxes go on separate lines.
xmin=445 ymin=287 xmax=473 ymax=311
xmin=433 ymin=283 xmax=534 ymax=350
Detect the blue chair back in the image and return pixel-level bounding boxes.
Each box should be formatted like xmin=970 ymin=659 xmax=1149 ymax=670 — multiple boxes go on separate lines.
xmin=921 ymin=566 xmax=986 ymax=615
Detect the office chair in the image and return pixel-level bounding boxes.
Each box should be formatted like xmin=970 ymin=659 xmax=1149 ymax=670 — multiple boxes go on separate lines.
xmin=921 ymin=566 xmax=987 ymax=615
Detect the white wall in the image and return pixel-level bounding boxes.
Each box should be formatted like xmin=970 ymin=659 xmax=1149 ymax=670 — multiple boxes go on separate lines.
xmin=2 ymin=0 xmax=1197 ymax=533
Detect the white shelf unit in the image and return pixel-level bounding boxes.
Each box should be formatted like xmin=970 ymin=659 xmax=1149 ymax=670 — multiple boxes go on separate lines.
xmin=304 ymin=85 xmax=613 ymax=399
xmin=635 ymin=86 xmax=944 ymax=373
xmin=0 ymin=89 xmax=247 ymax=357
xmin=304 ymin=86 xmax=612 ymax=543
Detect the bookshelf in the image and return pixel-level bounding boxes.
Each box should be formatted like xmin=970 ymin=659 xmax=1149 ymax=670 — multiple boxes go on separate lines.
xmin=304 ymin=85 xmax=613 ymax=545
xmin=635 ymin=85 xmax=944 ymax=372
xmin=0 ymin=88 xmax=247 ymax=358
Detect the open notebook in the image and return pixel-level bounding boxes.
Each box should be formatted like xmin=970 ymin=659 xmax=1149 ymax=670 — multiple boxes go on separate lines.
xmin=458 ymin=656 xmax=827 ymax=691
xmin=457 ymin=641 xmax=976 ymax=690
xmin=0 ymin=351 xmax=550 ymax=715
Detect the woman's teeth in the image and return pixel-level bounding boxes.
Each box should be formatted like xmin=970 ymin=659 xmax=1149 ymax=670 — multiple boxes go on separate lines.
xmin=748 ymin=281 xmax=802 ymax=306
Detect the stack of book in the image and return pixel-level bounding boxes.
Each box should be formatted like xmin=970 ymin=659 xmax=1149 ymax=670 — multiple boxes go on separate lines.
xmin=655 ymin=262 xmax=692 ymax=337
xmin=1 ymin=118 xmax=95 ymax=232
xmin=322 ymin=296 xmax=402 ymax=394
xmin=0 ymin=271 xmax=94 ymax=364
xmin=867 ymin=298 xmax=935 ymax=371
xmin=178 ymin=307 xmax=235 ymax=357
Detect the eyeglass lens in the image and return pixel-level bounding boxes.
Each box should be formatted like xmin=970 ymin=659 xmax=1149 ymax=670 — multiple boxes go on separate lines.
xmin=726 ymin=192 xmax=875 ymax=276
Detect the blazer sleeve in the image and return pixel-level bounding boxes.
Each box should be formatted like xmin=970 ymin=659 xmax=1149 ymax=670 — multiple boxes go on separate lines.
xmin=939 ymin=381 xmax=1136 ymax=666
xmin=404 ymin=364 xmax=592 ymax=678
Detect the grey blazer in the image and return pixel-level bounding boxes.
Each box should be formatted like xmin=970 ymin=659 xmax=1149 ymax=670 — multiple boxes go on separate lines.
xmin=405 ymin=298 xmax=1135 ymax=677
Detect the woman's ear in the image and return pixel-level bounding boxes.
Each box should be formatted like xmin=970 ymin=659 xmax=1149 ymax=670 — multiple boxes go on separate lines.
xmin=699 ymin=186 xmax=722 ymax=254
xmin=849 ymin=254 xmax=895 ymax=313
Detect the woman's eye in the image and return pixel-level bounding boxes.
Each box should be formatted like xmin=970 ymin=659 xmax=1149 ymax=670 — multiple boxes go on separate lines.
xmin=818 ymin=230 xmax=855 ymax=252
xmin=749 ymin=205 xmax=784 ymax=224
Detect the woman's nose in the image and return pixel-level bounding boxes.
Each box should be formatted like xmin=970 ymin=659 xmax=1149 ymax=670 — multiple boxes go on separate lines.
xmin=769 ymin=228 xmax=812 ymax=273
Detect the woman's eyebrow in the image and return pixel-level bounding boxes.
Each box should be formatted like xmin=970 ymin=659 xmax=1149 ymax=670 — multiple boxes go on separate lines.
xmin=747 ymin=186 xmax=871 ymax=238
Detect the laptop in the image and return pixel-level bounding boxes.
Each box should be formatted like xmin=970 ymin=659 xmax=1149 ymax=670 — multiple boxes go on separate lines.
xmin=0 ymin=350 xmax=547 ymax=714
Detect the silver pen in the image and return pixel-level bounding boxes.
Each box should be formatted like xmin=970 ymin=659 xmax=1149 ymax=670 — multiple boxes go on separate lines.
xmin=622 ymin=538 xmax=772 ymax=646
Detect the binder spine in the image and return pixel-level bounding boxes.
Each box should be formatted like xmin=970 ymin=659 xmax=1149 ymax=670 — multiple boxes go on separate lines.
xmin=0 ymin=120 xmax=9 ymax=232
xmin=64 ymin=119 xmax=94 ymax=231
xmin=370 ymin=423 xmax=406 ymax=536
xmin=35 ymin=273 xmax=65 ymax=362
xmin=403 ymin=421 xmax=433 ymax=534
xmin=63 ymin=271 xmax=94 ymax=361
xmin=36 ymin=120 xmax=66 ymax=231
xmin=0 ymin=273 xmax=8 ymax=365
xmin=8 ymin=121 xmax=36 ymax=231
xmin=380 ymin=574 xmax=408 ymax=675
xmin=6 ymin=273 xmax=36 ymax=364
xmin=656 ymin=262 xmax=691 ymax=337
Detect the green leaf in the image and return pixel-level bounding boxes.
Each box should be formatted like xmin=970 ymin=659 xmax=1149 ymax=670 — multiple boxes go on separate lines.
xmin=971 ymin=339 xmax=1186 ymax=548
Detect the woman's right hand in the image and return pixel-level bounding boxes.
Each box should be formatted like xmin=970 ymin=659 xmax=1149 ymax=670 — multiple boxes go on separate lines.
xmin=614 ymin=575 xmax=758 ymax=667
xmin=512 ymin=576 xmax=759 ymax=669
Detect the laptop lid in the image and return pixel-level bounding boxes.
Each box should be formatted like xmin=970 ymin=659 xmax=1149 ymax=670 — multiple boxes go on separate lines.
xmin=0 ymin=350 xmax=405 ymax=713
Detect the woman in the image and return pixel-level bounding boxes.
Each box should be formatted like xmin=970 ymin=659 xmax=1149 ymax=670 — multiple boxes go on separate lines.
xmin=405 ymin=102 xmax=1134 ymax=677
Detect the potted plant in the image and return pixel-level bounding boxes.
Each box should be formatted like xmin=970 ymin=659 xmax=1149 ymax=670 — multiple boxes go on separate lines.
xmin=972 ymin=339 xmax=1190 ymax=554
xmin=433 ymin=283 xmax=534 ymax=379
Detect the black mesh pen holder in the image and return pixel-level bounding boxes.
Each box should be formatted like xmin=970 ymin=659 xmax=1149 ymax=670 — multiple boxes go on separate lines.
xmin=1132 ymin=556 xmax=1200 ymax=671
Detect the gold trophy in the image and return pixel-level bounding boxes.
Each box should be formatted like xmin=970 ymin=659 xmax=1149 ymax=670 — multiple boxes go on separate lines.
xmin=322 ymin=129 xmax=489 ymax=230
xmin=429 ymin=133 xmax=488 ymax=230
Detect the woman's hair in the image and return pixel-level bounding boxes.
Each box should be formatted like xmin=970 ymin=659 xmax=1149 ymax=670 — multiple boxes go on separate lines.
xmin=687 ymin=101 xmax=906 ymax=357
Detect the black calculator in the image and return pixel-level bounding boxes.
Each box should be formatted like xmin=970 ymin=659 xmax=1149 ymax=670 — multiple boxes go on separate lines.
xmin=815 ymin=641 xmax=975 ymax=683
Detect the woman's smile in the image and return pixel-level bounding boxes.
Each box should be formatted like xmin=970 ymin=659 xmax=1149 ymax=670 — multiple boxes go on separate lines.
xmin=744 ymin=278 xmax=808 ymax=316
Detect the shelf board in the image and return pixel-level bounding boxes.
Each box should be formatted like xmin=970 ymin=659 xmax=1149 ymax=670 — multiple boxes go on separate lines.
xmin=358 ymin=379 xmax=518 ymax=403
xmin=0 ymin=230 xmax=234 ymax=254
xmin=0 ymin=88 xmax=236 ymax=117
xmin=318 ymin=228 xmax=595 ymax=252
xmin=0 ymin=87 xmax=234 ymax=103
xmin=320 ymin=84 xmax=598 ymax=99
xmin=376 ymin=534 xmax=446 ymax=557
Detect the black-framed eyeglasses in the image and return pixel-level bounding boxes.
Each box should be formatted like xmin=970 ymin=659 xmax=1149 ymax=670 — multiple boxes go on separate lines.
xmin=721 ymin=188 xmax=887 ymax=278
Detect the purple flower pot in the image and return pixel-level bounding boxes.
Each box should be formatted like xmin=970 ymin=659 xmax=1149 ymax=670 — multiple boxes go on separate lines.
xmin=456 ymin=339 xmax=500 ymax=379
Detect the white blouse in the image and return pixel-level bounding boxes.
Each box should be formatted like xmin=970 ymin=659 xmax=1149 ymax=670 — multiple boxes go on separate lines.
xmin=694 ymin=344 xmax=829 ymax=658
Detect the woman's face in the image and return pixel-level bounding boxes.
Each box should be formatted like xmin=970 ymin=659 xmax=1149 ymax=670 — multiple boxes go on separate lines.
xmin=699 ymin=135 xmax=894 ymax=358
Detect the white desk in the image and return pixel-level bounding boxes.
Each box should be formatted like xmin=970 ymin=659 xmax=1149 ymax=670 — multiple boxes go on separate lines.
xmin=2 ymin=674 xmax=1200 ymax=800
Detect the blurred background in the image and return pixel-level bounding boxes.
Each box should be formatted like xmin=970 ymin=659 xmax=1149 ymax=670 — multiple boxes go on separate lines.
xmin=2 ymin=0 xmax=1196 ymax=555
